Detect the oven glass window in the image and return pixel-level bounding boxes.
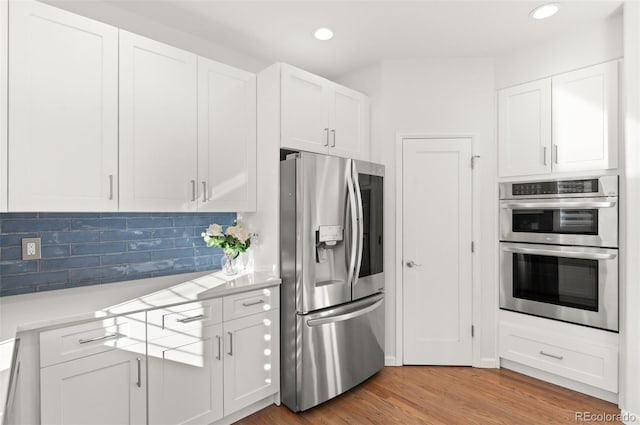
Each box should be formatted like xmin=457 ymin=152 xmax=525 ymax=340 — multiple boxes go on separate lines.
xmin=358 ymin=173 xmax=383 ymax=277
xmin=512 ymin=253 xmax=598 ymax=311
xmin=512 ymin=209 xmax=598 ymax=235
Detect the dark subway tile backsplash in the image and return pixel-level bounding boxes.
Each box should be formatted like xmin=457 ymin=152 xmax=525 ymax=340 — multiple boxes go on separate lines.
xmin=0 ymin=212 xmax=235 ymax=297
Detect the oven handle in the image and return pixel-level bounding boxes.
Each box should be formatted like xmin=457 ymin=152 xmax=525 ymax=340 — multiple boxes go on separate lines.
xmin=501 ymin=200 xmax=616 ymax=209
xmin=502 ymin=245 xmax=617 ymax=260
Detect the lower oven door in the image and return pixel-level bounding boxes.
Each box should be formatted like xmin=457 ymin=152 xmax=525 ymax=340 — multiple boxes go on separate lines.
xmin=500 ymin=242 xmax=618 ymax=331
xmin=296 ymin=292 xmax=384 ymax=411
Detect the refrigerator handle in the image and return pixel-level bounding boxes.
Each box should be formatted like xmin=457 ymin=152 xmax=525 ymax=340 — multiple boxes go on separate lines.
xmin=306 ymin=296 xmax=383 ymax=327
xmin=346 ymin=160 xmax=358 ymax=288
xmin=352 ymin=162 xmax=364 ymax=287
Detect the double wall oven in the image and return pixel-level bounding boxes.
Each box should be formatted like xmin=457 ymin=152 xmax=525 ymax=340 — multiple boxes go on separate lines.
xmin=499 ymin=176 xmax=618 ymax=332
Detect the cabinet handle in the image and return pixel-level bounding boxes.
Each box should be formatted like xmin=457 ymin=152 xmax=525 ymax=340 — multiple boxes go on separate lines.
xmin=242 ymin=299 xmax=265 ymax=307
xmin=176 ymin=314 xmax=205 ymax=323
xmin=330 ymin=129 xmax=336 ymax=147
xmin=539 ymin=350 xmax=563 ymax=360
xmin=553 ymin=145 xmax=559 ymax=164
xmin=542 ymin=147 xmax=547 ymax=166
xmin=216 ymin=335 xmax=222 ymax=360
xmin=136 ymin=357 xmax=142 ymax=388
xmin=324 ymin=128 xmax=329 ymax=146
xmin=227 ymin=331 xmax=233 ymax=356
xmin=78 ymin=333 xmax=119 ymax=345
xmin=191 ymin=180 xmax=196 ymax=202
xmin=108 ymin=175 xmax=114 ymax=200
xmin=202 ymin=181 xmax=207 ymax=202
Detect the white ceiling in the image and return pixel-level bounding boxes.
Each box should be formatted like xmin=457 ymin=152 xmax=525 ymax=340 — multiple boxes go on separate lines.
xmin=107 ymin=0 xmax=622 ymax=78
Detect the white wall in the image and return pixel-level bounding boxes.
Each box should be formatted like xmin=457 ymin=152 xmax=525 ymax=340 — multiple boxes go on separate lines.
xmin=622 ymin=2 xmax=640 ymax=420
xmin=337 ymin=58 xmax=497 ymax=366
xmin=495 ymin=12 xmax=623 ymax=89
xmin=42 ymin=0 xmax=269 ymax=73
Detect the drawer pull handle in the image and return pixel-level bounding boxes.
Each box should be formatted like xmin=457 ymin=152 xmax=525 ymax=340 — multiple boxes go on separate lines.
xmin=227 ymin=331 xmax=233 ymax=356
xmin=176 ymin=314 xmax=205 ymax=324
xmin=540 ymin=350 xmax=563 ymax=360
xmin=216 ymin=335 xmax=222 ymax=360
xmin=242 ymin=299 xmax=265 ymax=307
xmin=78 ymin=333 xmax=120 ymax=345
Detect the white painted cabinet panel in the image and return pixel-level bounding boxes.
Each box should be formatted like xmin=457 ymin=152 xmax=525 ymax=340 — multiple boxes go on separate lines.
xmin=498 ymin=79 xmax=552 ymax=177
xmin=281 ymin=64 xmax=331 ymax=154
xmin=119 ymin=31 xmax=198 ymax=211
xmin=330 ymin=84 xmax=370 ymax=161
xmin=148 ymin=324 xmax=224 ymax=425
xmin=8 ymin=0 xmax=118 ymax=211
xmin=197 ymin=57 xmax=257 ymax=212
xmin=552 ymin=61 xmax=618 ymax=172
xmin=223 ymin=309 xmax=279 ymax=416
xmin=40 ymin=343 xmax=147 ymax=425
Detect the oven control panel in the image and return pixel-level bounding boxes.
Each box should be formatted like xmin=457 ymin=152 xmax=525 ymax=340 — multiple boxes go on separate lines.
xmin=501 ymin=176 xmax=618 ymax=199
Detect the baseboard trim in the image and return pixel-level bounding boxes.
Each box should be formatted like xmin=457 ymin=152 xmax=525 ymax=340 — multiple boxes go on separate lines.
xmin=501 ymin=359 xmax=618 ymax=404
xmin=475 ymin=357 xmax=499 ymax=368
xmin=385 ymin=355 xmax=399 ymax=366
xmin=621 ymin=410 xmax=640 ymax=425
xmin=212 ymin=394 xmax=278 ymax=425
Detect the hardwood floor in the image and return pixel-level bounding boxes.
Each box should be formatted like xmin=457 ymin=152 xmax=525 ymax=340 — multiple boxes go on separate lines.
xmin=238 ymin=367 xmax=622 ymax=425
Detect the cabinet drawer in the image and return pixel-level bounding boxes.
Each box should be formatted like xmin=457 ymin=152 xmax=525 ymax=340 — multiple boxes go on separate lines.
xmin=147 ymin=298 xmax=222 ymax=340
xmin=499 ymin=322 xmax=618 ymax=392
xmin=40 ymin=313 xmax=145 ymax=367
xmin=223 ymin=287 xmax=279 ymax=321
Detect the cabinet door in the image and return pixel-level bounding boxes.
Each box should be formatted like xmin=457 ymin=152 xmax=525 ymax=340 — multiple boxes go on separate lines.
xmin=281 ymin=64 xmax=330 ymax=154
xmin=197 ymin=57 xmax=256 ymax=212
xmin=40 ymin=345 xmax=146 ymax=425
xmin=148 ymin=324 xmax=223 ymax=425
xmin=119 ymin=31 xmax=198 ymax=211
xmin=8 ymin=0 xmax=118 ymax=211
xmin=552 ymin=61 xmax=618 ymax=172
xmin=223 ymin=309 xmax=279 ymax=415
xmin=498 ymin=79 xmax=552 ymax=177
xmin=329 ymin=84 xmax=370 ymax=161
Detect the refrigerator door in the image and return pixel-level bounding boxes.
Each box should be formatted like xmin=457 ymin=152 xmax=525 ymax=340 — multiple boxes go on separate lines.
xmin=352 ymin=159 xmax=385 ymax=301
xmin=294 ymin=292 xmax=384 ymax=411
xmin=297 ymin=152 xmax=356 ymax=312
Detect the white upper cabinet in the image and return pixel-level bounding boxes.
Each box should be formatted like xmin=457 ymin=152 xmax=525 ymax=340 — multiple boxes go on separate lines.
xmin=8 ymin=0 xmax=118 ymax=211
xmin=281 ymin=64 xmax=331 ymax=154
xmin=330 ymin=84 xmax=371 ymax=161
xmin=552 ymin=61 xmax=618 ymax=173
xmin=280 ymin=64 xmax=370 ymax=161
xmin=498 ymin=79 xmax=552 ymax=177
xmin=119 ymin=30 xmax=198 ymax=212
xmin=198 ymin=57 xmax=257 ymax=212
xmin=498 ymin=60 xmax=619 ymax=178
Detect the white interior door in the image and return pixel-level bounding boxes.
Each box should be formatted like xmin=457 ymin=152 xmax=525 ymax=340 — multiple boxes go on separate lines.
xmin=402 ymin=138 xmax=473 ymax=365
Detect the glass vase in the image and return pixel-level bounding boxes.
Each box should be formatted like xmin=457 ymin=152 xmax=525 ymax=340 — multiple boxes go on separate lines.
xmin=221 ymin=252 xmax=237 ymax=276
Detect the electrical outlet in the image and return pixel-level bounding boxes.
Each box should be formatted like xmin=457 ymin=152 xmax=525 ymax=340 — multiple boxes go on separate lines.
xmin=22 ymin=238 xmax=41 ymax=260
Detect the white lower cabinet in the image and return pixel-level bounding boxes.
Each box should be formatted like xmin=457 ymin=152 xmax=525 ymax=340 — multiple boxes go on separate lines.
xmin=40 ymin=344 xmax=147 ymax=425
xmin=148 ymin=324 xmax=224 ymax=425
xmin=39 ymin=289 xmax=280 ymax=425
xmin=499 ymin=311 xmax=618 ymax=393
xmin=223 ymin=309 xmax=279 ymax=415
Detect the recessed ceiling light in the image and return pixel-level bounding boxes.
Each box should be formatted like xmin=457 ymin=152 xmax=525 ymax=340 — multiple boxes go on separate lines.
xmin=314 ymin=28 xmax=334 ymax=41
xmin=529 ymin=3 xmax=559 ymax=20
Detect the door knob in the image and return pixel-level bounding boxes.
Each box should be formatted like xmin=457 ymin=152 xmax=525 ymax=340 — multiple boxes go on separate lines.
xmin=406 ymin=260 xmax=421 ymax=268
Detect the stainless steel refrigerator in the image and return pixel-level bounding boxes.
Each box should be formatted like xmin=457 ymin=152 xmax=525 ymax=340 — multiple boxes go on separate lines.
xmin=280 ymin=151 xmax=385 ymax=412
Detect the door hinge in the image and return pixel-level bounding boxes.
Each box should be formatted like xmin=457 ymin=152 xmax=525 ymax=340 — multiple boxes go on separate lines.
xmin=471 ymin=241 xmax=475 ymax=253
xmin=471 ymin=325 xmax=475 ymax=337
xmin=471 ymin=155 xmax=481 ymax=169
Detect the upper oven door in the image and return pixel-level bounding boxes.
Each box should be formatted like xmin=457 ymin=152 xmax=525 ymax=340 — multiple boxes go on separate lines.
xmin=500 ymin=197 xmax=618 ymax=247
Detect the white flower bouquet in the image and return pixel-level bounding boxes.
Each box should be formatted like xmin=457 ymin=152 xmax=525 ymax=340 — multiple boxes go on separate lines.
xmin=201 ymin=222 xmax=251 ymax=259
